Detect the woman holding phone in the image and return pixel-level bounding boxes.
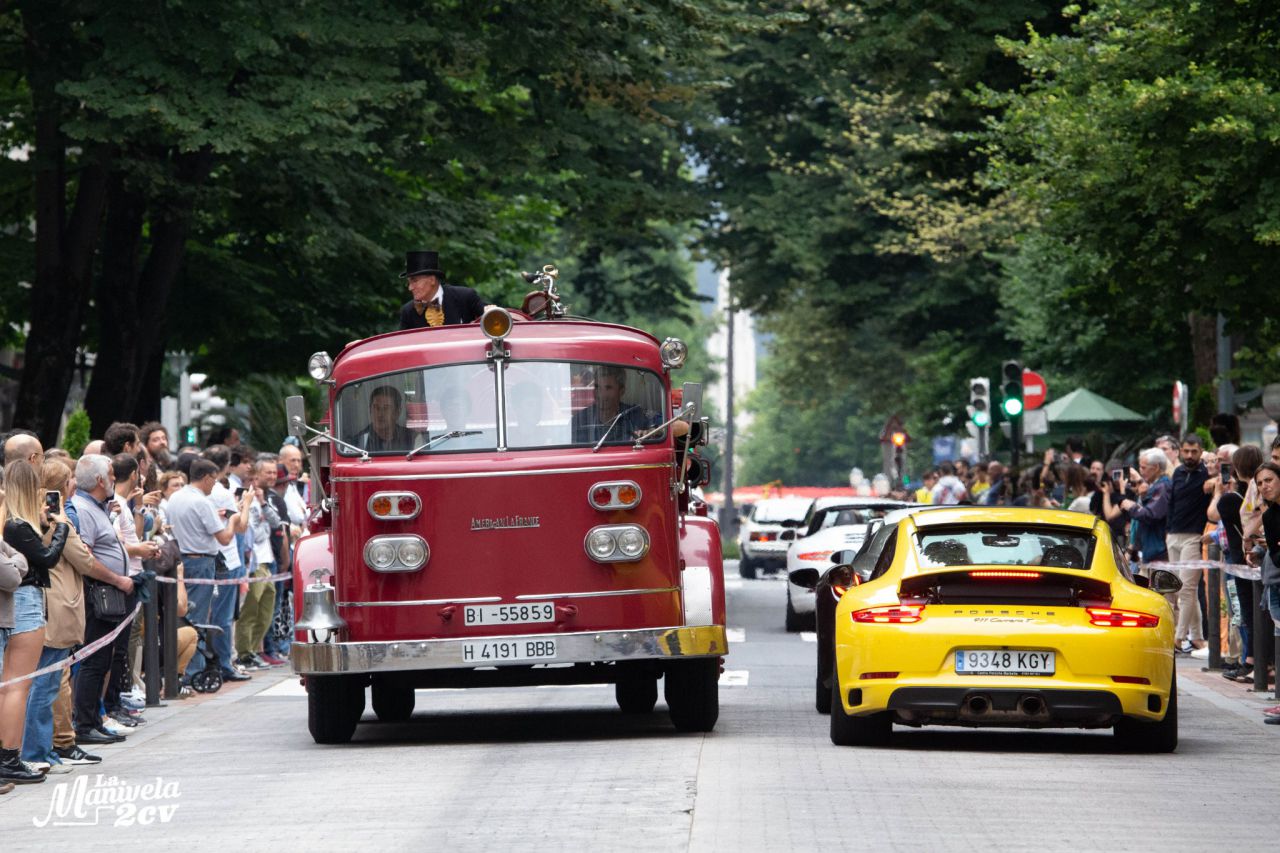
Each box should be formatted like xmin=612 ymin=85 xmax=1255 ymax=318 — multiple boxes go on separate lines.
xmin=1252 ymin=461 xmax=1280 ymax=717
xmin=0 ymin=460 xmax=69 ymax=784
xmin=1211 ymin=445 xmax=1261 ymax=682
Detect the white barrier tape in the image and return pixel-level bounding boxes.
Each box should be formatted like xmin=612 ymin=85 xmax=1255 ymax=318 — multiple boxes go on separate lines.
xmin=153 ymin=571 xmax=292 ymax=586
xmin=0 ymin=603 xmax=142 ymax=690
xmin=1145 ymin=560 xmax=1262 ymax=582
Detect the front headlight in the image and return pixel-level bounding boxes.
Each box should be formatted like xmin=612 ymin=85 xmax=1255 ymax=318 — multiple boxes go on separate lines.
xmin=366 ymin=540 xmax=397 ymax=570
xmin=586 ymin=529 xmax=617 ymax=559
xmin=363 ymin=535 xmax=429 ymax=573
xmin=660 ymin=337 xmax=688 ymax=369
xmin=307 ymin=351 xmax=334 ymax=382
xmin=615 ymin=528 xmax=648 ymax=558
xmin=397 ymin=539 xmax=427 ymax=570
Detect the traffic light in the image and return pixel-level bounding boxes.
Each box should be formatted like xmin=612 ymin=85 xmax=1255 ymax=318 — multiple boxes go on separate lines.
xmin=1000 ymin=360 xmax=1024 ymax=419
xmin=968 ymin=378 xmax=991 ymax=428
xmin=891 ymin=431 xmax=908 ymax=486
xmin=890 ymin=431 xmax=907 ymax=448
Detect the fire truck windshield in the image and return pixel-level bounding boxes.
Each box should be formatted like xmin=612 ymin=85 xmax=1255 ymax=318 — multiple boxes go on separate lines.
xmin=334 ymin=360 xmax=667 ymax=455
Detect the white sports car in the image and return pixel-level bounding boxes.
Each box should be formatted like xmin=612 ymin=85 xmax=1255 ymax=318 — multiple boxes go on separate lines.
xmin=783 ymin=498 xmax=913 ymax=631
xmin=738 ymin=497 xmax=814 ymax=578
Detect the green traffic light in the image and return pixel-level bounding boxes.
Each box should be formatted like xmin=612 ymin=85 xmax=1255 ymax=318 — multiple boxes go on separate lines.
xmin=972 ymin=410 xmax=991 ymax=428
xmin=1002 ymin=397 xmax=1024 ymax=418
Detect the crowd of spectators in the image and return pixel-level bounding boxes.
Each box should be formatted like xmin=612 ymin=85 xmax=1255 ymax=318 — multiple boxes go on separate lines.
xmin=0 ymin=422 xmax=309 ymax=795
xmin=901 ymin=425 xmax=1280 ymax=727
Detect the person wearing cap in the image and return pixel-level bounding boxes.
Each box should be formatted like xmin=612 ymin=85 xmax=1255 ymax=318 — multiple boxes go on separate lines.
xmin=397 ymin=250 xmax=486 ymax=329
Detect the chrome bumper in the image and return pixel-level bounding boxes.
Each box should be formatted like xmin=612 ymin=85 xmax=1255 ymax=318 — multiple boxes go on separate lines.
xmin=291 ymin=625 xmax=728 ymax=675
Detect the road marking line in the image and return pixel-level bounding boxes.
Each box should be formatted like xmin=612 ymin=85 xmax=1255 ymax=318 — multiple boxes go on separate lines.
xmin=800 ymin=632 xmax=816 ymax=643
xmin=724 ymin=579 xmax=743 ymax=591
xmin=727 ymin=628 xmax=746 ymax=643
xmin=720 ymin=670 xmax=749 ymax=687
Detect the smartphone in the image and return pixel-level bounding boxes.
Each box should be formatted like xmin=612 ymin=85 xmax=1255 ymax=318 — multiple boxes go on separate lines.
xmin=234 ymin=487 xmax=246 ymax=499
xmin=1221 ymin=462 xmax=1231 ymax=484
xmin=1111 ymin=469 xmax=1123 ymax=486
xmin=44 ymin=490 xmax=60 ymax=512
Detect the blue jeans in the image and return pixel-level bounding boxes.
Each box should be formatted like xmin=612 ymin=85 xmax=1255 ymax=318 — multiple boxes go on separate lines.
xmin=211 ymin=562 xmax=246 ymax=674
xmin=22 ymin=645 xmax=70 ymax=761
xmin=1267 ymin=584 xmax=1280 ymax=638
xmin=183 ymin=556 xmax=217 ymax=680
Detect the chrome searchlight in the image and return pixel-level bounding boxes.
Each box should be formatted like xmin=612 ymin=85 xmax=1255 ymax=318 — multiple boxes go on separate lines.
xmin=307 ymin=351 xmax=334 ymax=382
xmin=660 ymin=337 xmax=688 ymax=369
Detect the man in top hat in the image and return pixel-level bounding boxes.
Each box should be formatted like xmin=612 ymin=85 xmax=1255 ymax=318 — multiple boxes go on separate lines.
xmin=398 ymin=249 xmax=487 ymax=329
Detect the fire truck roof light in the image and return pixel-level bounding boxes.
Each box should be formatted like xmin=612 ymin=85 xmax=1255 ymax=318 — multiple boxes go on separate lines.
xmin=481 ymin=306 xmax=513 ymax=340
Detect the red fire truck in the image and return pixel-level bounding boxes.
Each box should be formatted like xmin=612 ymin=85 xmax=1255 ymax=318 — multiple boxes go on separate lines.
xmin=284 ymin=274 xmax=726 ymax=744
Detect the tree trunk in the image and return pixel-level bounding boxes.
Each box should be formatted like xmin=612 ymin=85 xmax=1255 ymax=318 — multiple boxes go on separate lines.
xmin=1187 ymin=312 xmax=1217 ymax=389
xmin=12 ymin=12 xmax=110 ymax=445
xmin=84 ymin=149 xmax=214 ymax=434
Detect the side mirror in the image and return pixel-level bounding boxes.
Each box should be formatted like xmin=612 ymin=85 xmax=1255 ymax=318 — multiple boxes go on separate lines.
xmin=830 ymin=549 xmax=858 ymax=565
xmin=1148 ymin=569 xmax=1182 ymax=595
xmin=779 ymin=529 xmax=796 ymax=542
xmin=684 ymin=453 xmax=712 ymax=489
xmin=681 ymin=382 xmax=702 ymax=421
xmin=788 ymin=567 xmax=820 ymax=590
xmin=285 ymin=396 xmax=308 ymax=439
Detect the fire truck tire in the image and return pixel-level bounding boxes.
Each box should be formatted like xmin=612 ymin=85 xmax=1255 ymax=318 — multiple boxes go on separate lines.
xmin=664 ymin=659 xmax=720 ymax=732
xmin=738 ymin=557 xmax=757 ymax=579
xmin=307 ymin=675 xmax=366 ymax=744
xmin=615 ymin=675 xmax=659 ymax=714
xmin=372 ymin=684 xmax=416 ymax=723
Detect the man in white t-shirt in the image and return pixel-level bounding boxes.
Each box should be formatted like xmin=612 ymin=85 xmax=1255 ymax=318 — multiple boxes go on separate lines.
xmin=930 ymin=461 xmax=969 ymax=506
xmin=201 ymin=445 xmax=252 ymax=680
xmin=109 ymin=454 xmax=159 ymax=574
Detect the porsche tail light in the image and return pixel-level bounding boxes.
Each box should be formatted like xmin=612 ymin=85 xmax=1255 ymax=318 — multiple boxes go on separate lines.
xmin=1111 ymin=675 xmax=1151 ymax=684
xmin=968 ymin=569 xmax=1041 ymax=580
xmin=859 ymin=671 xmax=899 ymax=680
xmin=797 ymin=550 xmax=834 ymax=561
xmin=1087 ymin=608 xmax=1160 ymax=628
xmin=588 ymin=480 xmax=642 ymax=510
xmin=852 ymin=604 xmax=924 ymax=624
xmin=750 ymin=532 xmax=777 ymax=542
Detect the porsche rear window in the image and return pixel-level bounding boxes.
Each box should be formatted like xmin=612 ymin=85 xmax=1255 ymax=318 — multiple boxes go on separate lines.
xmin=915 ymin=526 xmax=1096 ymax=570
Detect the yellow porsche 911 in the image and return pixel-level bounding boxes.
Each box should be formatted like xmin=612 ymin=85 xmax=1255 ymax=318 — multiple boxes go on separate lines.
xmin=825 ymin=506 xmax=1178 ymax=751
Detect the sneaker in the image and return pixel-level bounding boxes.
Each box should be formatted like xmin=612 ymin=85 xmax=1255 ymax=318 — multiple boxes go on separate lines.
xmin=76 ymin=728 xmax=122 ymax=745
xmin=45 ymin=762 xmax=72 ymax=775
xmin=53 ymin=745 xmax=102 ymax=765
xmin=109 ymin=712 xmax=143 ymax=727
xmin=250 ymin=653 xmax=280 ymax=669
xmin=119 ymin=694 xmax=146 ymax=711
xmin=24 ymin=761 xmax=50 ymax=775
xmin=235 ymin=655 xmax=264 ymax=671
xmin=1233 ymin=667 xmax=1257 ymax=683
xmin=1262 ymin=705 xmax=1280 ymax=717
xmin=98 ymin=722 xmax=129 ymax=739
xmin=1265 ymin=715 xmax=1280 ymax=725
xmin=222 ymin=669 xmax=252 ymax=682
xmin=0 ymin=750 xmax=45 ymax=784
xmin=1190 ymin=647 xmax=1209 ymax=660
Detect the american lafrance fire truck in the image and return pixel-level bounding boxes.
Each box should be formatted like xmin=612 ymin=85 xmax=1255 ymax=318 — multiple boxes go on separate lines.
xmin=284 ymin=269 xmax=727 ymax=743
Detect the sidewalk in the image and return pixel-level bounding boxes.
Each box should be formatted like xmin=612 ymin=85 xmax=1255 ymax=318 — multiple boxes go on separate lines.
xmin=1177 ymin=656 xmax=1278 ymax=728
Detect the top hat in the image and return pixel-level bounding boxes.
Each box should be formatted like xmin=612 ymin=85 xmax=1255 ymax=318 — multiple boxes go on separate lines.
xmin=400 ymin=250 xmax=445 ymax=279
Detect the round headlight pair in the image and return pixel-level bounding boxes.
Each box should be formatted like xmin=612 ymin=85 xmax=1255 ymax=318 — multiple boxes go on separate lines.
xmin=363 ymin=535 xmax=429 ymax=572
xmin=583 ymin=525 xmax=650 ymax=563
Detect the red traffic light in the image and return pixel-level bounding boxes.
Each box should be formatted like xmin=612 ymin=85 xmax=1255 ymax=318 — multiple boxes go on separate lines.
xmin=891 ymin=431 xmax=907 ymax=447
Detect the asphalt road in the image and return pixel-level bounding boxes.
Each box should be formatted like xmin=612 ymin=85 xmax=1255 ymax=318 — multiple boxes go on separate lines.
xmin=3 ymin=561 xmax=1278 ymax=851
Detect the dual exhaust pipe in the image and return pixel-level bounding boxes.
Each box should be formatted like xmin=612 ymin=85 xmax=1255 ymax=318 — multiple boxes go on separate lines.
xmin=963 ymin=694 xmax=1045 ymax=716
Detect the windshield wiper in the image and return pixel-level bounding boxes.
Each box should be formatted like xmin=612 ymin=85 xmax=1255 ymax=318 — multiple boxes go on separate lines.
xmin=592 ymin=406 xmax=640 ymax=452
xmin=406 ymin=430 xmax=482 ymax=460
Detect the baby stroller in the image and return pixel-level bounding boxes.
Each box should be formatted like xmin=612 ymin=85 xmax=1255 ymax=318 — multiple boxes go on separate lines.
xmin=187 ymin=621 xmax=225 ymax=694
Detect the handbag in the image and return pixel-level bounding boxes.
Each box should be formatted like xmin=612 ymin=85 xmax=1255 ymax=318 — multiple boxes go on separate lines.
xmin=88 ymin=581 xmax=129 ymax=620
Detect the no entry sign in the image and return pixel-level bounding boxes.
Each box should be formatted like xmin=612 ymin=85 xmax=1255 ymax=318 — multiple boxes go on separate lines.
xmin=1023 ymin=370 xmax=1047 ymax=411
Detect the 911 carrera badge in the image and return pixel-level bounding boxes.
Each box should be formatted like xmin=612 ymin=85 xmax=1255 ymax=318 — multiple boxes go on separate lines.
xmin=471 ymin=515 xmax=540 ymax=530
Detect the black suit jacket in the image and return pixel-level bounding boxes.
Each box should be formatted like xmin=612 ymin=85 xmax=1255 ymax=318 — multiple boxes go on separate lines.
xmin=399 ymin=284 xmax=487 ymax=330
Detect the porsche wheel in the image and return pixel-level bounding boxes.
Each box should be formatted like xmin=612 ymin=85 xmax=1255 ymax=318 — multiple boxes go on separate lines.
xmin=815 ymin=675 xmax=829 ymax=715
xmin=1114 ymin=672 xmax=1177 ymax=753
xmin=308 ymin=675 xmax=366 ymax=744
xmin=371 ymin=683 xmax=415 ymax=723
xmin=830 ymin=676 xmax=890 ymax=746
xmin=785 ymin=587 xmax=803 ymax=632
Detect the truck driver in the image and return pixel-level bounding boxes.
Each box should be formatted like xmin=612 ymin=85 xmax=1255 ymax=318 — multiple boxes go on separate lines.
xmin=571 ymin=366 xmax=658 ymax=444
xmin=352 ymin=386 xmax=417 ymax=452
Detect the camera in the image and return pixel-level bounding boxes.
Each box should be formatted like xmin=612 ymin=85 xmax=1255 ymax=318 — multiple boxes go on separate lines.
xmin=45 ymin=490 xmax=60 ymax=513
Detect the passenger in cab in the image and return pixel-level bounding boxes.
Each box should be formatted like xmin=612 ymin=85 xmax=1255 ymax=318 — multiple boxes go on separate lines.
xmin=352 ymin=386 xmax=416 ymax=452
xmin=572 ymin=366 xmax=658 ymax=444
